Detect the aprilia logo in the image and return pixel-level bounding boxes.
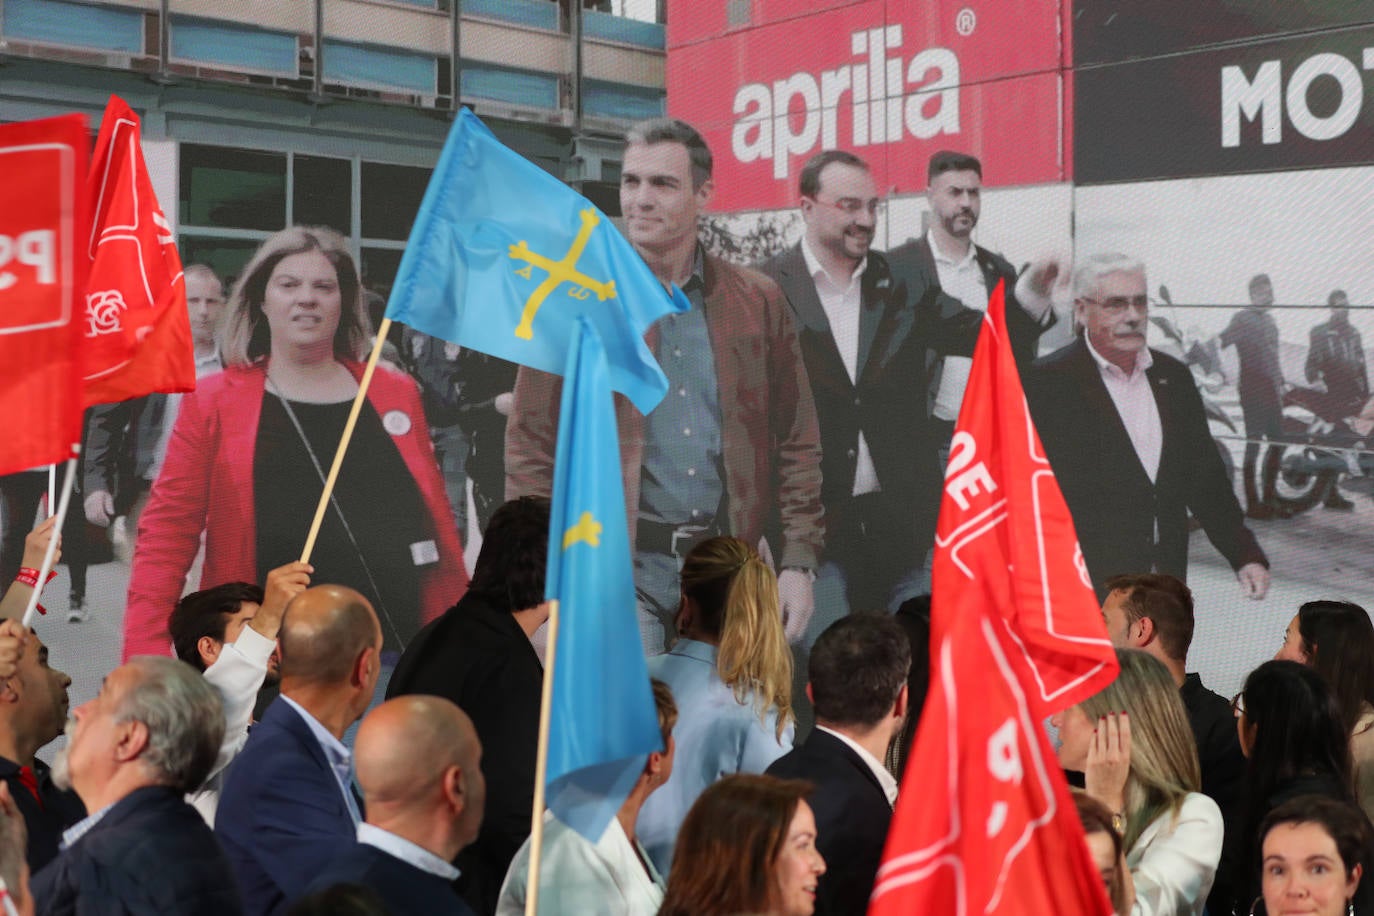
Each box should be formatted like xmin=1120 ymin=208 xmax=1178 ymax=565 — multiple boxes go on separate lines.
xmin=731 ymin=26 xmax=960 ymax=179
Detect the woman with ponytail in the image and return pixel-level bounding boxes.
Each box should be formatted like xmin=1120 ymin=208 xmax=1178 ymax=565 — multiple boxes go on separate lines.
xmin=637 ymin=536 xmax=795 ymax=877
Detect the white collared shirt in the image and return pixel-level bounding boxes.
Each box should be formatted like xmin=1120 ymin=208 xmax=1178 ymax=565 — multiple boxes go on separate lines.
xmin=1084 ymin=333 xmax=1163 ymax=483
xmin=357 ymin=822 xmax=461 ymax=881
xmin=928 ymin=229 xmax=990 ymax=421
xmin=815 ymin=725 xmax=898 ymax=807
xmin=800 ymin=238 xmax=880 ymax=496
xmin=60 ymin=802 xmax=115 ymax=850
xmin=280 ymin=695 xmax=362 ymax=825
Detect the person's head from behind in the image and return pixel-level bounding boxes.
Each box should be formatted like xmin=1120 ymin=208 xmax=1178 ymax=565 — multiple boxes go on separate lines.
xmin=808 ymin=613 xmax=910 ymax=736
xmin=1073 ymin=789 xmax=1133 ymax=915
xmin=221 ymin=225 xmax=369 ymax=368
xmin=660 ymin=774 xmax=825 ymax=916
xmin=168 ymin=581 xmax=269 ymax=675
xmin=285 ymin=883 xmax=393 ymax=916
xmin=0 ymin=784 xmax=34 ymax=916
xmin=1275 ymin=600 xmax=1374 ymax=735
xmin=183 ymin=263 xmax=226 ymax=352
xmin=0 ymin=629 xmax=71 ymax=761
xmin=54 ymin=657 xmax=224 ymax=810
xmin=354 ymin=696 xmax=484 ymax=861
xmin=1101 ymin=574 xmax=1194 ymax=666
xmin=1049 ymin=649 xmax=1199 ymax=847
xmin=468 ymin=496 xmax=550 ymax=613
xmin=278 ymin=585 xmax=383 ymax=727
xmin=643 ymin=678 xmax=678 ymax=796
xmin=1236 ymin=660 xmax=1351 ymax=787
xmin=1261 ymin=795 xmax=1371 ymax=916
xmin=620 ymin=118 xmax=713 ymax=258
xmin=677 ymin=536 xmax=793 ymax=735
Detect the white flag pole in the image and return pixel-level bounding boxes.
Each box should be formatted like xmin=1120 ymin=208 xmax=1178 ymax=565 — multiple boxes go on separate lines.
xmin=23 ymin=452 xmax=77 ymax=628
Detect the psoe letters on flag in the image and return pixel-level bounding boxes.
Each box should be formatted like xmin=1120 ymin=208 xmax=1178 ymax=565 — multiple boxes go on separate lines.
xmin=868 ymin=283 xmax=1117 ymax=916
xmin=385 ymin=108 xmax=687 ymax=415
xmin=0 ymin=114 xmax=90 ymax=476
xmin=543 ymin=316 xmax=663 ymax=842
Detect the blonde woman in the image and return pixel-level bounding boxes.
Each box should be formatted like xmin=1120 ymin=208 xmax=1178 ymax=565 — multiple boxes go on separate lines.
xmin=638 ymin=536 xmax=795 ymax=875
xmin=1051 ymin=649 xmax=1223 ymax=916
xmin=126 ymin=226 xmax=467 ymax=659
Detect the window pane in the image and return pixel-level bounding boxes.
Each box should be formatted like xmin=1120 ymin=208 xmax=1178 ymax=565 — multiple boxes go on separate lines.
xmin=178 ymin=237 xmax=266 ymax=294
xmin=294 ymin=155 xmax=352 ymax=236
xmin=360 ymin=248 xmax=406 ymax=304
xmin=361 ymin=163 xmax=430 ymax=241
xmin=180 ymin=145 xmax=286 ymax=232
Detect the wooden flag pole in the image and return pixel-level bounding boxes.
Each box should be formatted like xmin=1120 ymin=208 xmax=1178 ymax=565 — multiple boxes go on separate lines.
xmin=524 ymin=597 xmax=561 ymax=916
xmin=23 ymin=453 xmax=78 ymax=628
xmin=299 ymin=317 xmax=392 ymax=564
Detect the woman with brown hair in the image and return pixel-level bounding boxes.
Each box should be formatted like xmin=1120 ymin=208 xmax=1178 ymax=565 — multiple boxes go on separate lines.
xmin=638 ymin=536 xmax=795 ymax=875
xmin=658 ymin=774 xmax=825 ymax=916
xmin=1075 ymin=788 xmax=1137 ymax=915
xmin=126 ymin=226 xmax=467 ymax=659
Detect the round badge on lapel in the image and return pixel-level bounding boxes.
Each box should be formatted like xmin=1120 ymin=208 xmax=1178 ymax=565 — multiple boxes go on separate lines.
xmin=382 ymin=409 xmax=412 ymax=436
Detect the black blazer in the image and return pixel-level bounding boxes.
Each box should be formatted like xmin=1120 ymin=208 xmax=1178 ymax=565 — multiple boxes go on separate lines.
xmin=388 ymin=591 xmax=543 ymax=915
xmin=767 ymin=729 xmax=893 ymax=916
xmin=32 ymin=785 xmax=243 ymax=916
xmin=301 ymin=842 xmax=476 ymax=915
xmin=1023 ymin=338 xmax=1266 ymax=596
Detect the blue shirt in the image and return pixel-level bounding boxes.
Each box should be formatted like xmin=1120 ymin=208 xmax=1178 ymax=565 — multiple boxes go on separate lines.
xmin=280 ymin=696 xmax=362 ymax=826
xmin=637 ymin=639 xmax=793 ymax=874
xmin=357 ymin=822 xmax=461 ymax=881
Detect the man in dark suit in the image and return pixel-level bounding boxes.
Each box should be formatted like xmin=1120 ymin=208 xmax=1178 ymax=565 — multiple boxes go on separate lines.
xmin=1022 ymin=253 xmax=1269 ymax=599
xmin=767 ymin=614 xmax=910 ymax=916
xmin=299 ymin=695 xmax=482 ymax=914
xmin=759 ymin=150 xmax=1055 ymax=624
xmin=217 ymin=584 xmax=384 ymax=915
xmin=32 ymin=656 xmax=240 ymax=915
xmin=388 ymin=496 xmax=549 ymax=915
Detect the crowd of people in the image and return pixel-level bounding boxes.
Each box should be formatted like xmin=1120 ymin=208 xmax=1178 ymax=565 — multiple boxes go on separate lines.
xmin=0 ymin=113 xmax=1365 ymax=916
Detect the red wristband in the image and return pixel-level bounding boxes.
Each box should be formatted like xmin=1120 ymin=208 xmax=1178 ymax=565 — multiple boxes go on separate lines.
xmin=14 ymin=567 xmax=57 ymax=589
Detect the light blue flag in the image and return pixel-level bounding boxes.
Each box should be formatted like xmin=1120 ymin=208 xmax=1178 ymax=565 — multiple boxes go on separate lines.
xmin=384 ymin=108 xmax=687 ymax=415
xmin=543 ymin=316 xmax=662 ymax=842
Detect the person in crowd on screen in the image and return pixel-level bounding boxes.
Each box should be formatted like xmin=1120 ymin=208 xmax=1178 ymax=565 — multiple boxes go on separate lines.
xmin=455 ymin=350 xmax=519 ymax=533
xmin=124 ymin=226 xmax=467 ymax=661
xmin=401 ymin=328 xmax=470 ymax=544
xmin=1306 ymin=290 xmax=1367 ymax=511
xmin=1218 ymin=272 xmax=1288 ymax=520
xmin=504 ymin=117 xmax=824 ymax=654
xmin=766 ymin=614 xmax=909 ymax=915
xmin=657 ymin=773 xmax=824 ymax=916
xmin=32 ymin=656 xmax=240 ymax=915
xmin=1258 ymin=795 xmax=1374 ymax=916
xmin=1074 ymin=789 xmax=1136 ymax=916
xmin=1051 ymin=648 xmax=1223 ymax=916
xmin=387 ymin=496 xmax=548 ymax=916
xmin=299 ymin=696 xmax=483 ymax=915
xmin=1101 ymin=573 xmax=1245 ymax=912
xmin=0 ymin=784 xmax=36 ymax=916
xmin=168 ymin=561 xmax=311 ymax=825
xmin=0 ymin=471 xmax=51 ymax=595
xmin=1275 ymin=600 xmax=1374 ymax=817
xmin=498 ymin=679 xmax=677 ymax=916
xmin=83 ymin=263 xmax=230 ymax=574
xmin=216 ymin=584 xmax=382 ymax=916
xmin=1225 ymin=659 xmax=1358 ymax=914
xmin=638 ymin=536 xmax=794 ymax=875
xmin=0 ymin=622 xmax=82 ymax=873
xmin=1023 ymin=253 xmax=1270 ymax=600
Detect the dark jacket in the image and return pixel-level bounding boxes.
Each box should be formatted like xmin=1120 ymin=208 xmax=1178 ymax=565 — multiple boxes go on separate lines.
xmin=0 ymin=755 xmax=85 ymax=873
xmin=216 ymin=697 xmax=359 ymax=916
xmin=31 ymin=785 xmax=242 ymax=916
xmin=388 ymin=591 xmax=543 ymax=915
xmin=1180 ymin=673 xmax=1246 ymax=915
xmin=767 ymin=729 xmax=893 ymax=916
xmin=1023 ymin=339 xmax=1266 ymax=596
xmin=301 ymin=842 xmax=476 ymax=915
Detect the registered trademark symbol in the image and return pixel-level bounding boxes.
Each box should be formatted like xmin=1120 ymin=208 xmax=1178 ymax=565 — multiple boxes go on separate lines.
xmin=956 ymin=7 xmax=976 ymax=36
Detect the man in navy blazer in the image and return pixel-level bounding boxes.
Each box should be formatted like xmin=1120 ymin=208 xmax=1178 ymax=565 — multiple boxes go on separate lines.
xmin=297 ymin=695 xmax=482 ymax=914
xmin=766 ymin=615 xmax=911 ymax=915
xmin=31 ymin=656 xmax=241 ymax=915
xmin=216 ymin=585 xmax=384 ymax=915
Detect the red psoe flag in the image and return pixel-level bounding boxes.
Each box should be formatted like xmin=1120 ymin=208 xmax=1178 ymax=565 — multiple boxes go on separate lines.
xmin=0 ymin=115 xmax=90 ymax=476
xmin=82 ymin=96 xmax=194 ymax=406
xmin=869 ymin=283 xmax=1119 ymax=916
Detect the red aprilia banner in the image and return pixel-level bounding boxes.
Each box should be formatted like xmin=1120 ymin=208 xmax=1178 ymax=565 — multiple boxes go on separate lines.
xmin=869 ymin=284 xmax=1116 ymax=915
xmin=0 ymin=115 xmax=90 ymax=476
xmin=666 ymin=0 xmax=1068 ymax=211
xmin=83 ymin=96 xmax=195 ymax=407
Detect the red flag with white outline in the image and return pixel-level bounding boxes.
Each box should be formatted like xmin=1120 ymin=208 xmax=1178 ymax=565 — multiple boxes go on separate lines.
xmin=0 ymin=114 xmax=89 ymax=476
xmin=869 ymin=282 xmax=1118 ymax=916
xmin=82 ymin=96 xmax=195 ymax=406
